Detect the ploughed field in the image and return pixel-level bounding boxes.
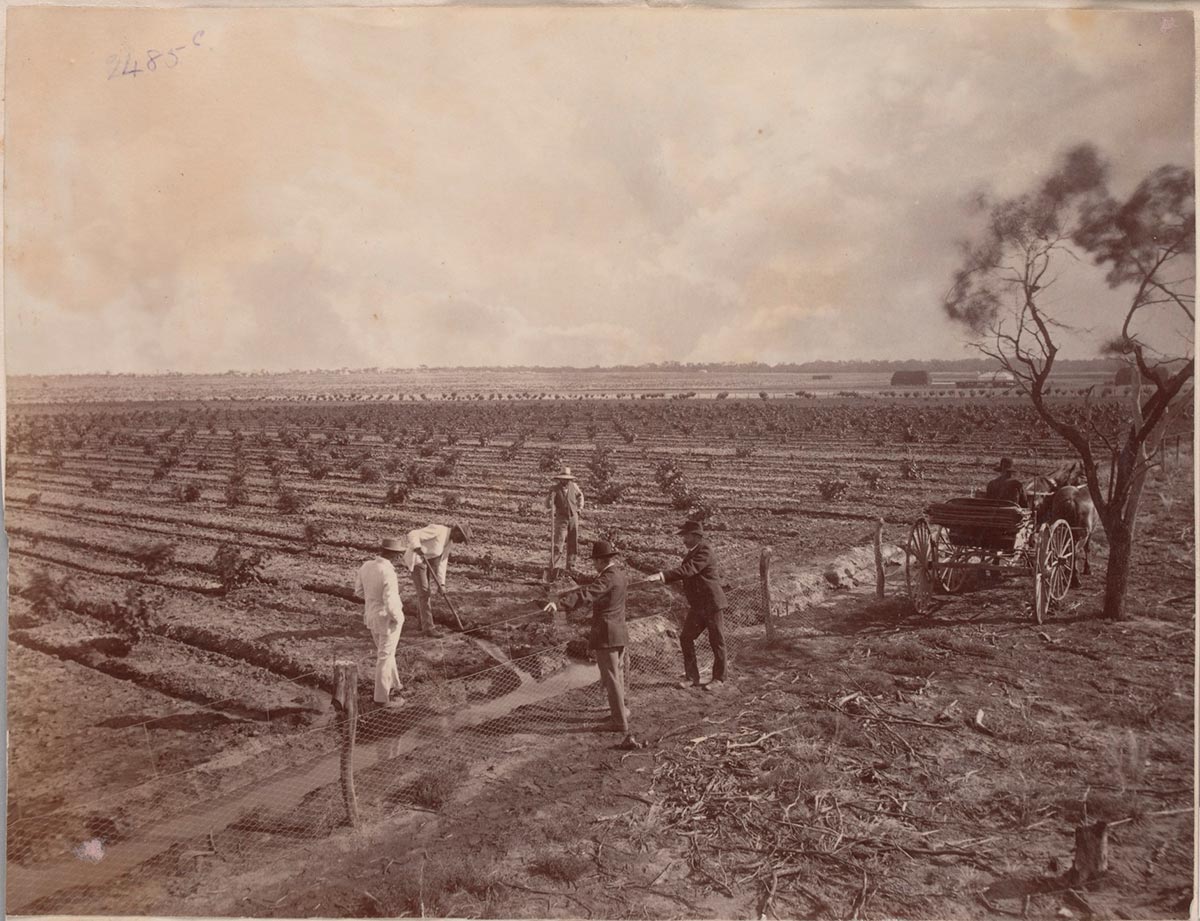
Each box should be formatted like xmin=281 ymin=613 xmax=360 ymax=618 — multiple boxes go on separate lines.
xmin=5 ymin=394 xmax=1190 ymax=822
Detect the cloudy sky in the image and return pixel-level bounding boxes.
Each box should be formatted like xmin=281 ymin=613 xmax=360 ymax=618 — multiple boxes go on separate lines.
xmin=5 ymin=7 xmax=1194 ymax=374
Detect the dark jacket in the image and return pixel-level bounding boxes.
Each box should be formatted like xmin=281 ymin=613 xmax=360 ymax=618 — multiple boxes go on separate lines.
xmin=664 ymin=541 xmax=727 ymax=615
xmin=986 ymin=472 xmax=1028 ymax=506
xmin=562 ymin=565 xmax=628 ymax=650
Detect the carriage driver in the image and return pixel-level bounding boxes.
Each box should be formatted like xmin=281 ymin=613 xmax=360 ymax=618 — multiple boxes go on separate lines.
xmin=985 ymin=457 xmax=1028 ymax=507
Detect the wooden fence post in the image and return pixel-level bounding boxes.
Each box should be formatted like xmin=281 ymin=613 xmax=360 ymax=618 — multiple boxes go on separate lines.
xmin=760 ymin=547 xmax=774 ymax=640
xmin=333 ymin=660 xmax=360 ymax=828
xmin=874 ymin=518 xmax=886 ymax=600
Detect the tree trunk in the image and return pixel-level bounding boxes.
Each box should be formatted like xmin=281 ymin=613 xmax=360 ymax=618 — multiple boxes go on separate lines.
xmin=1102 ymin=520 xmax=1134 ymax=621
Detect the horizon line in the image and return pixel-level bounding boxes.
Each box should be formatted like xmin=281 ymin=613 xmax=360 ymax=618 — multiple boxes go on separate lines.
xmin=7 ymin=357 xmax=1127 ymax=379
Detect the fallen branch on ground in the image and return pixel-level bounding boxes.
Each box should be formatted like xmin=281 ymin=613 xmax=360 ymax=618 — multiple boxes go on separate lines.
xmin=501 ymin=881 xmax=595 ymax=918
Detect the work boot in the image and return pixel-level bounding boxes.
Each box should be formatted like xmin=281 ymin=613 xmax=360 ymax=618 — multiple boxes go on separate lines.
xmin=704 ymin=679 xmax=727 ymax=693
xmin=676 ymin=679 xmax=701 ymax=689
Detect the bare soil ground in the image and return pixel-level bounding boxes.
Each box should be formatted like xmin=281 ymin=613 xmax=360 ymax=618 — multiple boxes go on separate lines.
xmin=101 ymin=464 xmax=1194 ymax=921
xmin=5 ymin=392 xmax=1193 ymax=918
xmin=10 ymin=395 xmax=1105 ymax=803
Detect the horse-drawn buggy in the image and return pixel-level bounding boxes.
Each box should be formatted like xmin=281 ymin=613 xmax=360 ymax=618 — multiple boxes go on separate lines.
xmin=905 ymin=494 xmax=1077 ymax=623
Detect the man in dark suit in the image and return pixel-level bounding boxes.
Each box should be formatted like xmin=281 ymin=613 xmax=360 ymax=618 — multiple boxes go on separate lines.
xmin=985 ymin=457 xmax=1028 ymax=506
xmin=544 ymin=540 xmax=632 ymax=734
xmin=648 ymin=520 xmax=729 ymax=691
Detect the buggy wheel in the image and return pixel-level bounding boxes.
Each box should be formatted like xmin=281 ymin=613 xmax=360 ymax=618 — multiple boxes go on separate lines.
xmin=1031 ymin=521 xmax=1067 ymax=624
xmin=1033 ymin=569 xmax=1047 ymax=625
xmin=939 ymin=547 xmax=979 ymax=595
xmin=1041 ymin=518 xmax=1075 ymax=603
xmin=906 ymin=518 xmax=935 ymax=615
xmin=931 ymin=529 xmax=952 ymax=593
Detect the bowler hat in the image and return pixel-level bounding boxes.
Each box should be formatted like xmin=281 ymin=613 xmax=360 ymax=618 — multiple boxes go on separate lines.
xmin=591 ymin=539 xmax=619 ymax=559
xmin=451 ymin=522 xmax=473 ymax=543
xmin=676 ymin=520 xmax=704 ymax=536
xmin=994 ymin=457 xmax=1015 ymax=473
xmin=380 ymin=537 xmax=406 ymax=553
xmin=553 ymin=467 xmax=577 ymax=480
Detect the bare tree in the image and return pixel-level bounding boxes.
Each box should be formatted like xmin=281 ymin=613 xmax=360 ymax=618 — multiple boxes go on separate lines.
xmin=944 ymin=144 xmax=1194 ymax=620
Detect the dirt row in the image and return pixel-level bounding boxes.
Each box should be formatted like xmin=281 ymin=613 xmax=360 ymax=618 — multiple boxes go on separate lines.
xmin=6 ymin=396 xmax=1191 ymax=919
xmin=162 ymin=487 xmax=1193 ymax=920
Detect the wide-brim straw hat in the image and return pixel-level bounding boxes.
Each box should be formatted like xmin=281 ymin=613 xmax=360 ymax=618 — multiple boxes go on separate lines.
xmin=380 ymin=537 xmax=406 ymax=553
xmin=553 ymin=467 xmax=576 ymax=480
xmin=451 ymin=522 xmax=473 ymax=543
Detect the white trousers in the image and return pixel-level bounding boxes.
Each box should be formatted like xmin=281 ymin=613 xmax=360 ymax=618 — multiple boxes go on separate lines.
xmin=370 ymin=618 xmax=404 ymax=703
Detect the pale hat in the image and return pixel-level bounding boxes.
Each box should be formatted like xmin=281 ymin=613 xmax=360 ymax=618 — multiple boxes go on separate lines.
xmin=553 ymin=467 xmax=576 ymax=480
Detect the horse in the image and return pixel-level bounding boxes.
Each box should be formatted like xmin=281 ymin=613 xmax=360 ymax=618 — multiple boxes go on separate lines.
xmin=1027 ymin=460 xmax=1084 ymax=526
xmin=1026 ymin=459 xmax=1084 ymax=497
xmin=1048 ymin=484 xmax=1099 ymax=586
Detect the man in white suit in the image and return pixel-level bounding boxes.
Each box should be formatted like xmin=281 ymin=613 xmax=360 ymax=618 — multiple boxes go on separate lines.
xmin=354 ymin=537 xmax=408 ymax=708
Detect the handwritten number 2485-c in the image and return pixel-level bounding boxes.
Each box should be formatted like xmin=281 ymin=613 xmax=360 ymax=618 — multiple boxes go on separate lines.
xmin=107 ymin=30 xmax=205 ymax=80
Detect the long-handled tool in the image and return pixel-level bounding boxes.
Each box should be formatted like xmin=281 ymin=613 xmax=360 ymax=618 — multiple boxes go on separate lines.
xmin=425 ymin=557 xmax=466 ymax=631
xmin=543 ymin=511 xmax=557 ymax=584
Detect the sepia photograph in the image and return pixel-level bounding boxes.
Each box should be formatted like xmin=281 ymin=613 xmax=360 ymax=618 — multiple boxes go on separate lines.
xmin=3 ymin=5 xmax=1195 ymax=919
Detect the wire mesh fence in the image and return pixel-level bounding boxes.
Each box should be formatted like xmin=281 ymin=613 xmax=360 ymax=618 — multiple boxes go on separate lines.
xmin=7 ymin=543 xmax=791 ymax=916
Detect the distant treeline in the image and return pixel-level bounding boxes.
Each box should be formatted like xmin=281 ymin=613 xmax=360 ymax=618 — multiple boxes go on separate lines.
xmin=582 ymin=359 xmax=1124 ymax=373
xmin=394 ymin=358 xmax=1123 ymax=374
xmin=14 ymin=358 xmax=1125 ymax=380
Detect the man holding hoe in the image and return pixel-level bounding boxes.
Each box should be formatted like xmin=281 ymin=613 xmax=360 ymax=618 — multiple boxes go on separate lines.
xmin=404 ymin=521 xmax=472 ymax=635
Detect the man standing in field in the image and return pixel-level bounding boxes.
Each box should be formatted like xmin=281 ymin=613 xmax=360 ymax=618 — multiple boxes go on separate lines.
xmin=405 ymin=522 xmax=472 ymax=635
xmin=544 ymin=539 xmax=638 ymax=738
xmin=353 ymin=538 xmax=407 ymax=708
xmin=543 ymin=539 xmax=634 ymax=738
xmin=546 ymin=468 xmax=585 ymax=579
xmin=985 ymin=457 xmax=1029 ymax=506
xmin=647 ymin=520 xmax=730 ymax=691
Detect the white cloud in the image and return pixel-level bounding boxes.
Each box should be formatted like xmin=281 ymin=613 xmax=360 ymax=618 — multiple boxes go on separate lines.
xmin=5 ymin=8 xmax=1193 ymax=373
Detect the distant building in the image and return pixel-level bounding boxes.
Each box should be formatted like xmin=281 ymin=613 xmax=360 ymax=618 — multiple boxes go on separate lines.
xmin=890 ymin=370 xmax=931 ymax=386
xmin=977 ymin=370 xmax=1015 ymax=387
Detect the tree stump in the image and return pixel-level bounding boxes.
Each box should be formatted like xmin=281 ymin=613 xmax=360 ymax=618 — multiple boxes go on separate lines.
xmin=1068 ymin=821 xmax=1109 ymax=884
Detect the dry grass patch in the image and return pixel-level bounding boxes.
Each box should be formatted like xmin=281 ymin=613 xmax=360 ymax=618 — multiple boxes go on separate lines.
xmin=404 ymin=762 xmax=469 ymax=810
xmin=376 ymin=854 xmax=497 ymax=918
xmin=869 ymin=636 xmax=943 ymax=677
